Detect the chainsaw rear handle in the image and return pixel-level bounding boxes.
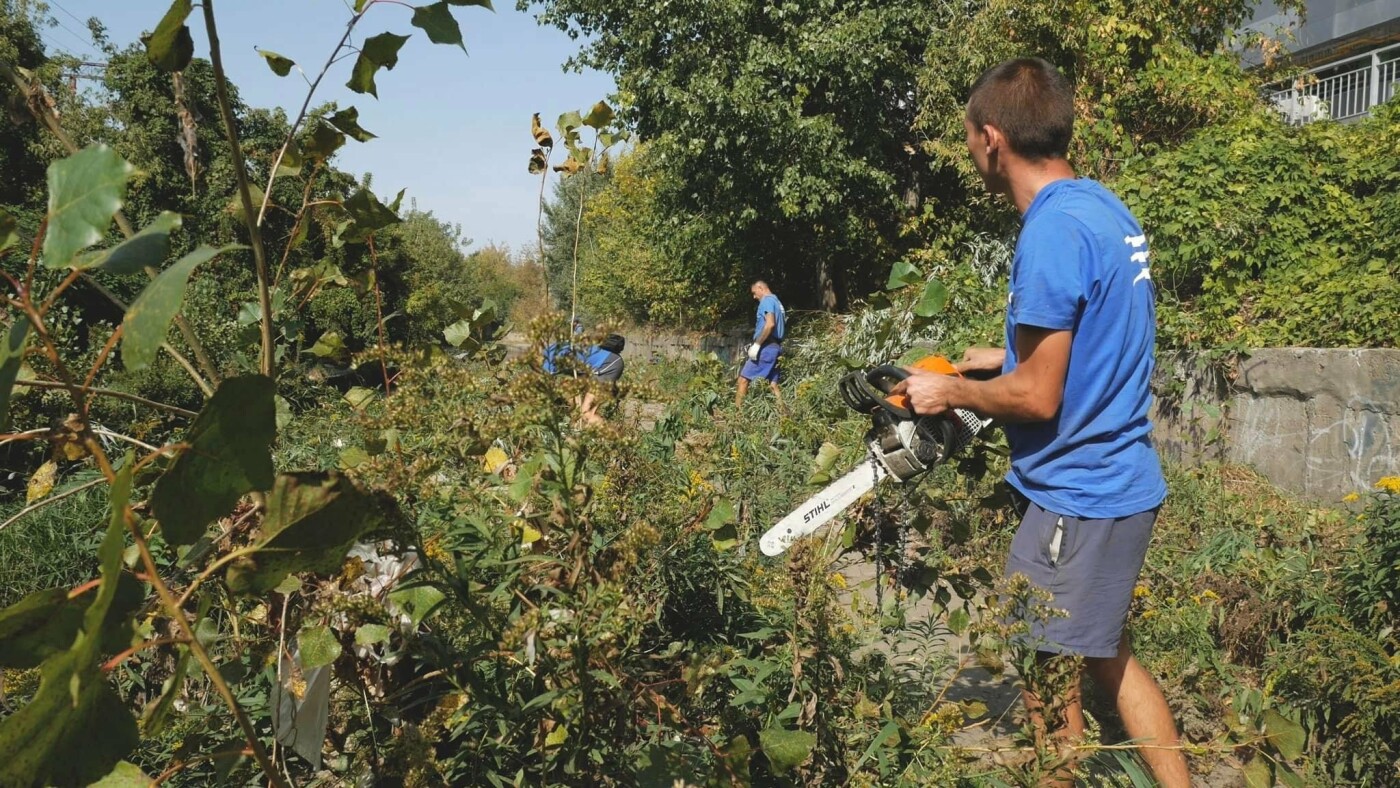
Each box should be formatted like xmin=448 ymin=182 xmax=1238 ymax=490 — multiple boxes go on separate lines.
xmin=839 ymin=355 xmax=962 ymax=419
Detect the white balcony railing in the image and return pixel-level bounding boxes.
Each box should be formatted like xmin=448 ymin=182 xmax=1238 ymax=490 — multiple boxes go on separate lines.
xmin=1269 ymin=42 xmax=1400 ymax=124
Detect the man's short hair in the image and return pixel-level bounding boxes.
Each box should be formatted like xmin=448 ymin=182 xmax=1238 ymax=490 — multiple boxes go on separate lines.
xmin=751 ymin=280 xmax=769 ymax=291
xmin=600 ymin=334 xmax=625 ymax=354
xmin=966 ymin=58 xmax=1074 ymax=161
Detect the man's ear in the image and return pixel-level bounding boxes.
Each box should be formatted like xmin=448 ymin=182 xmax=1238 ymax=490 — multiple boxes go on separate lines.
xmin=982 ymin=124 xmax=1004 ymax=157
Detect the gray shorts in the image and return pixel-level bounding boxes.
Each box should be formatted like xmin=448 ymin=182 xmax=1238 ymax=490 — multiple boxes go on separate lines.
xmin=1004 ymin=498 xmax=1157 ymax=659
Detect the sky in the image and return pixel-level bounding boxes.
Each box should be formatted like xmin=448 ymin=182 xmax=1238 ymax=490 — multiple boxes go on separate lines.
xmin=35 ymin=0 xmax=617 ymax=255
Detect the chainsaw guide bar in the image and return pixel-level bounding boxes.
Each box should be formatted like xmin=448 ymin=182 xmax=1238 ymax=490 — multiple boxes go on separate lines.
xmin=760 ymin=357 xmax=991 ymax=556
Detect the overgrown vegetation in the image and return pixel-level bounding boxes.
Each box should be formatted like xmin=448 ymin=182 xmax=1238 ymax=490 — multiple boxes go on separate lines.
xmin=1 ymin=0 xmax=1398 ymax=785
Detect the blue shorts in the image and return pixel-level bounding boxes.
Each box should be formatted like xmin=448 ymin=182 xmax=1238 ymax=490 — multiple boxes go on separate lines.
xmin=740 ymin=342 xmax=782 ymax=382
xmin=1004 ymin=499 xmax=1157 ymax=659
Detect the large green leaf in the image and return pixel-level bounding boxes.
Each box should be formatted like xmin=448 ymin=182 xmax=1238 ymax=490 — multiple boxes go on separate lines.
xmin=144 ymin=0 xmax=194 ymax=72
xmin=388 ymin=583 xmax=445 ymax=627
xmin=121 ymin=244 xmax=240 ymax=370
xmin=759 ymin=726 xmax=815 ymax=774
xmin=0 ymin=463 xmax=139 ymax=786
xmin=1262 ymin=709 xmax=1306 ymax=761
xmin=582 ymin=100 xmax=614 ymax=129
xmin=73 ymin=211 xmax=181 ymax=274
xmin=225 ymin=472 xmax=394 ymax=594
xmin=43 ymin=145 xmax=135 ymax=270
xmin=346 ymin=32 xmax=410 ymax=97
xmin=0 ymin=318 xmax=30 ymax=431
xmin=305 ymin=120 xmax=346 ymax=161
xmin=0 ymin=575 xmax=143 ymax=669
xmin=885 ymin=261 xmax=921 ymax=290
xmin=807 ymin=441 xmax=841 ymax=485
xmin=257 ymin=49 xmax=295 ymax=76
xmin=298 ymin=625 xmax=341 ymax=669
xmin=412 ymin=2 xmax=466 ymax=52
xmin=0 ymin=208 xmax=17 ymax=253
xmin=337 ymin=188 xmax=404 ymax=244
xmin=151 ymin=375 xmax=276 ymax=545
xmin=91 ymin=761 xmax=155 ymax=787
xmin=912 ymin=279 xmax=948 ymax=318
xmin=446 ymin=0 xmax=493 ymax=8
xmin=328 ymin=106 xmax=376 ymax=142
xmin=1242 ymin=755 xmax=1274 ymax=788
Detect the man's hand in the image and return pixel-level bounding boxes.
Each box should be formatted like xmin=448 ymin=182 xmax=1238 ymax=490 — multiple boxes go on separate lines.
xmin=747 ymin=343 xmax=761 ymax=362
xmin=890 ymin=370 xmax=961 ymax=416
xmin=957 ymin=346 xmax=1005 ymax=374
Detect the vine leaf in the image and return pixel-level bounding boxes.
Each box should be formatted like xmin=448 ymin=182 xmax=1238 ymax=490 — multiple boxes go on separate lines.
xmin=446 ymin=0 xmax=494 ymax=9
xmin=73 ymin=211 xmax=181 ymax=274
xmin=224 ymin=472 xmax=395 ymax=595
xmin=144 ymin=0 xmax=194 ymax=72
xmin=151 ymin=375 xmax=277 ymax=545
xmin=256 ymin=49 xmax=295 ymax=76
xmin=0 ymin=318 xmax=30 ymax=431
xmin=0 ymin=462 xmax=139 ymax=787
xmin=121 ymin=244 xmax=242 ymax=370
xmin=411 ymin=2 xmax=467 ymax=52
xmin=759 ymin=726 xmax=816 ymax=774
xmin=327 ymin=106 xmax=376 ymax=142
xmin=346 ymin=32 xmax=410 ymax=98
xmin=43 ymin=145 xmax=135 ymax=270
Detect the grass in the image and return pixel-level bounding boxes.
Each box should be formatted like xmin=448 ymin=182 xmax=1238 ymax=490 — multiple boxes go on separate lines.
xmin=0 ymin=478 xmax=108 ymax=607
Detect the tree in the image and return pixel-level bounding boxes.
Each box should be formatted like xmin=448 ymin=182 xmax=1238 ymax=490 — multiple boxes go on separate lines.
xmin=524 ymin=0 xmax=940 ymax=312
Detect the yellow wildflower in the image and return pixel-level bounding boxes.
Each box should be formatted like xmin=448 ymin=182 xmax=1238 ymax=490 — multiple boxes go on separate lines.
xmin=1133 ymin=584 xmax=1151 ymax=599
xmin=1141 ymin=609 xmax=1158 ymax=620
xmin=1375 ymin=476 xmax=1400 ymax=494
xmin=1342 ymin=492 xmax=1360 ymax=503
xmin=829 ymin=572 xmax=848 ymax=590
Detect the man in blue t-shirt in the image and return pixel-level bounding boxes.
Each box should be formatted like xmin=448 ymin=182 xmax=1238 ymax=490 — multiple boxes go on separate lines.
xmin=892 ymin=59 xmax=1188 ymax=787
xmin=735 ymin=280 xmax=785 ymax=409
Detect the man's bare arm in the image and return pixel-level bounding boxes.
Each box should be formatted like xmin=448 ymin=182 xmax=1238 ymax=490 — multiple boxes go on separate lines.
xmin=894 ymin=327 xmax=1070 ymax=422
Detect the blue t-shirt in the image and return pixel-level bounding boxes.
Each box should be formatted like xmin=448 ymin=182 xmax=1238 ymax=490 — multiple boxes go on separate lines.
xmin=545 ymin=343 xmax=623 ymax=381
xmin=1001 ymin=178 xmax=1166 ymax=519
xmin=755 ymin=294 xmax=785 ymax=342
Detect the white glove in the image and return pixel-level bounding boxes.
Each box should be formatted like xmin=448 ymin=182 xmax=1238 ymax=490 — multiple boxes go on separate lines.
xmin=747 ymin=343 xmax=761 ymax=362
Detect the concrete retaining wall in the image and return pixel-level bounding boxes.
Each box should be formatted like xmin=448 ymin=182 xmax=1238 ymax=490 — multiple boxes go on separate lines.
xmin=1153 ymin=349 xmax=1400 ymax=501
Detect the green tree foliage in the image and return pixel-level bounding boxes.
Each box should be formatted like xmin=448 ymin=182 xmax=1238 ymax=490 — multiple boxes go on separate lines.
xmin=575 ymin=145 xmax=734 ymax=325
xmin=525 ymin=0 xmax=940 ymax=311
xmin=1117 ymin=102 xmax=1400 ymax=348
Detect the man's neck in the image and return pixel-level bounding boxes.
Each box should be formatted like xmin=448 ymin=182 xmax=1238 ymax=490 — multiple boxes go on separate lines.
xmin=1007 ymin=158 xmax=1077 ymax=215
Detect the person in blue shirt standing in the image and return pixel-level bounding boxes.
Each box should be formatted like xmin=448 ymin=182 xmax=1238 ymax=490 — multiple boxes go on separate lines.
xmin=892 ymin=58 xmax=1188 ymax=787
xmin=736 ymin=280 xmax=785 ymax=409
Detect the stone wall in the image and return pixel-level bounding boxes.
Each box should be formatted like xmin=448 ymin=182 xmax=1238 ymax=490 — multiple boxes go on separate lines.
xmin=501 ymin=327 xmax=753 ymax=364
xmin=1153 ymin=349 xmax=1400 ymax=501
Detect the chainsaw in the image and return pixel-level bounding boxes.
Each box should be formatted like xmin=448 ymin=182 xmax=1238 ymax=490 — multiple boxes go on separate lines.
xmin=759 ymin=355 xmax=990 ymax=556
